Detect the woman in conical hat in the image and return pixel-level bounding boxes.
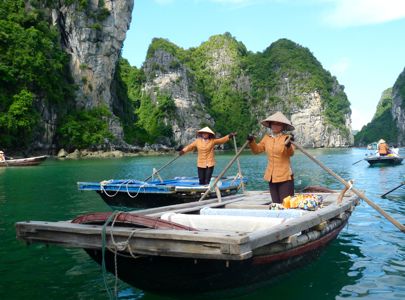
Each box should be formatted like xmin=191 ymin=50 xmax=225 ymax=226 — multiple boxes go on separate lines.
xmin=377 ymin=139 xmax=389 ymax=156
xmin=179 ymin=126 xmax=237 ymax=185
xmin=247 ymin=111 xmax=295 ymax=204
xmin=0 ymin=150 xmax=5 ymax=162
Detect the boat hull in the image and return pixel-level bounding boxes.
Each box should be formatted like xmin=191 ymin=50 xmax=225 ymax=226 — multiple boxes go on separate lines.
xmin=97 ymin=187 xmax=239 ymax=209
xmin=365 ymin=156 xmax=403 ymax=166
xmin=0 ymin=155 xmax=48 ymax=167
xmin=79 ymin=177 xmax=246 ymax=209
xmin=85 ymin=221 xmax=345 ymax=293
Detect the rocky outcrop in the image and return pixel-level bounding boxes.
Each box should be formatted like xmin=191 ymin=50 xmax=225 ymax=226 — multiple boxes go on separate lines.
xmin=291 ymin=91 xmax=353 ymax=147
xmin=392 ymin=67 xmax=405 ymax=144
xmin=142 ymin=49 xmax=214 ymax=145
xmin=141 ymin=36 xmax=353 ymax=148
xmin=46 ymin=0 xmax=134 ymax=145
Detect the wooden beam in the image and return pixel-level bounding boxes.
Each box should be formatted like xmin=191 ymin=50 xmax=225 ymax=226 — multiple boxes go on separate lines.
xmin=16 ymin=221 xmax=252 ymax=260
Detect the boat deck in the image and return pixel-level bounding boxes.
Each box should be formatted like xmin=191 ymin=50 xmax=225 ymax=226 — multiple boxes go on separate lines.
xmin=16 ymin=190 xmax=358 ymax=261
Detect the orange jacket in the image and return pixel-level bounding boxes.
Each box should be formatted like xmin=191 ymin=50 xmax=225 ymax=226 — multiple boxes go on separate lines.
xmin=183 ymin=136 xmax=230 ymax=168
xmin=378 ymin=143 xmax=389 ymax=155
xmin=249 ymin=134 xmax=294 ymax=183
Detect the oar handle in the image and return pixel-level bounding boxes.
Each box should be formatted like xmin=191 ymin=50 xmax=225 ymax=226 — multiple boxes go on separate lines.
xmin=381 ymin=182 xmax=405 ymax=198
xmin=143 ymin=154 xmax=181 ymax=182
xmin=199 ymin=140 xmax=249 ymax=201
xmin=352 ymin=159 xmax=364 ymax=165
xmin=292 ymin=141 xmax=405 ymax=233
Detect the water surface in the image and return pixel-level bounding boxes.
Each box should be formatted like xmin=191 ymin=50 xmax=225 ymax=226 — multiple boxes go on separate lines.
xmin=0 ymin=148 xmax=404 ymax=299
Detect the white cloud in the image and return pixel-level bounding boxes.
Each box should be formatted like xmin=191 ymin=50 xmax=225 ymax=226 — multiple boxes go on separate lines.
xmin=323 ymin=0 xmax=405 ymax=27
xmin=351 ymin=107 xmax=373 ymax=130
xmin=330 ymin=57 xmax=350 ymax=77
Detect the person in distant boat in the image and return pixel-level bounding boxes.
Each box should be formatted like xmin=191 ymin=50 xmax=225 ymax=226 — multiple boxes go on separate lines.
xmin=390 ymin=144 xmax=399 ymax=156
xmin=377 ymin=139 xmax=389 ymax=156
xmin=179 ymin=127 xmax=236 ymax=185
xmin=247 ymin=111 xmax=295 ymax=204
xmin=0 ymin=151 xmax=5 ymax=162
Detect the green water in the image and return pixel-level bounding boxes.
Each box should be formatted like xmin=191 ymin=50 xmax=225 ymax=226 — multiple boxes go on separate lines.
xmin=1 ymin=148 xmax=404 ymax=299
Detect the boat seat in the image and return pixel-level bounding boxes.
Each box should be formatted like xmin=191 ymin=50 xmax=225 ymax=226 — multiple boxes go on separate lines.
xmin=200 ymin=207 xmax=307 ymax=218
xmin=160 ymin=212 xmax=289 ymax=232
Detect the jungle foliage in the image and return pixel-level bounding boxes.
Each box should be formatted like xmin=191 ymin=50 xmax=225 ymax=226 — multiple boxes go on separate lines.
xmin=57 ymin=106 xmax=114 ymax=151
xmin=0 ymin=0 xmax=75 ymax=149
xmin=244 ymin=39 xmax=351 ymax=133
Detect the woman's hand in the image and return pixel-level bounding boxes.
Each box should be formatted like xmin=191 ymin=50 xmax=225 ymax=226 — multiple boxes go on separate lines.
xmin=285 ymin=134 xmax=295 ymax=147
xmin=247 ymin=134 xmax=255 ymax=142
xmin=228 ymin=132 xmax=237 ymax=138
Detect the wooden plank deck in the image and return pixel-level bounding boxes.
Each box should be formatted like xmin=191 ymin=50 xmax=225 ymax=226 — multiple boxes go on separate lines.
xmin=15 ymin=191 xmax=359 ymax=261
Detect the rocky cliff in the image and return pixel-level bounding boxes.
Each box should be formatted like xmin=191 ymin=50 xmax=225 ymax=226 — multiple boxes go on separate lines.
xmin=39 ymin=0 xmax=134 ymax=147
xmin=139 ymin=36 xmax=353 ymax=147
xmin=392 ymin=67 xmax=405 ymax=144
xmin=142 ymin=48 xmax=214 ymax=146
xmin=354 ymin=88 xmax=398 ymax=146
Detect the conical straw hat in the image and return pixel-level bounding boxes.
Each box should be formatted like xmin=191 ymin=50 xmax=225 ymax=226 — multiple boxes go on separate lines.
xmin=261 ymin=111 xmax=295 ymax=131
xmin=378 ymin=139 xmax=386 ymax=144
xmin=197 ymin=126 xmax=215 ymax=136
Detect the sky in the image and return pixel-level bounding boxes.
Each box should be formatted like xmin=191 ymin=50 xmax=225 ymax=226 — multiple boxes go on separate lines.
xmin=122 ymin=0 xmax=405 ymax=131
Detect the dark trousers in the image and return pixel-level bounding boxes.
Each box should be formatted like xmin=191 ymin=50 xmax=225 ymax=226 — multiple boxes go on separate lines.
xmin=198 ymin=167 xmax=214 ymax=185
xmin=269 ymin=179 xmax=294 ymax=204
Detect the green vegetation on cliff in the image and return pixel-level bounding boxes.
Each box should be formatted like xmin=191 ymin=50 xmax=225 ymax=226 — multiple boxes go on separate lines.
xmin=0 ymin=2 xmax=353 ymax=151
xmin=393 ymin=68 xmax=405 ymax=106
xmin=58 ymin=106 xmax=114 ymax=151
xmin=140 ymin=35 xmax=352 ymax=143
xmin=354 ymin=88 xmax=398 ymax=145
xmin=189 ymin=33 xmax=253 ymax=142
xmin=0 ymin=0 xmax=75 ymax=149
xmin=245 ymin=39 xmax=350 ymax=133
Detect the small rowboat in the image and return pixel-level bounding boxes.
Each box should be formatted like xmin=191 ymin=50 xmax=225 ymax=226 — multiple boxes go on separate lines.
xmin=365 ymin=155 xmax=403 ymax=166
xmin=0 ymin=155 xmax=48 ymax=167
xmin=77 ymin=176 xmax=247 ymax=209
xmin=16 ymin=187 xmax=359 ymax=294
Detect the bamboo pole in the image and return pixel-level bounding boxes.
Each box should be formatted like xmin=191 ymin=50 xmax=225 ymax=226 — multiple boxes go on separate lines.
xmin=143 ymin=154 xmax=181 ymax=182
xmin=199 ymin=141 xmax=249 ymax=202
xmin=233 ymin=136 xmax=245 ymax=192
xmin=292 ymin=141 xmax=405 ymax=233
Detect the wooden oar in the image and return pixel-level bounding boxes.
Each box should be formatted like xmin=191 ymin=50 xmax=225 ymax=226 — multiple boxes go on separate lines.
xmin=292 ymin=141 xmax=405 ymax=233
xmin=381 ymin=182 xmax=405 ymax=198
xmin=232 ymin=136 xmax=245 ymax=192
xmin=352 ymin=159 xmax=364 ymax=165
xmin=199 ymin=140 xmax=249 ymax=201
xmin=143 ymin=154 xmax=181 ymax=182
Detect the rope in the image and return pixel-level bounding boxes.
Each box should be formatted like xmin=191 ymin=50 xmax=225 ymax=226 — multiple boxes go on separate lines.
xmin=100 ymin=179 xmax=148 ymax=199
xmin=347 ymin=180 xmax=354 ymax=191
xmin=101 ymin=211 xmax=119 ymax=300
xmin=100 ymin=211 xmax=142 ymax=299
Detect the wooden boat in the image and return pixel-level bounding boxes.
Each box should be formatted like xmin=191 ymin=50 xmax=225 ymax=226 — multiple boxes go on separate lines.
xmin=0 ymin=155 xmax=48 ymax=167
xmin=16 ymin=188 xmax=359 ymax=294
xmin=77 ymin=176 xmax=247 ymax=209
xmin=365 ymin=155 xmax=403 ymax=166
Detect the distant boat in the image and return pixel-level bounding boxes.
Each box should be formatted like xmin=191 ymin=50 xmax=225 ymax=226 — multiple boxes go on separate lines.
xmin=365 ymin=155 xmax=403 ymax=166
xmin=78 ymin=176 xmax=247 ymax=209
xmin=16 ymin=188 xmax=359 ymax=294
xmin=0 ymin=155 xmax=48 ymax=167
xmin=367 ymin=142 xmax=378 ymax=150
